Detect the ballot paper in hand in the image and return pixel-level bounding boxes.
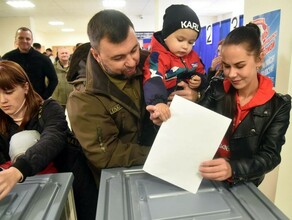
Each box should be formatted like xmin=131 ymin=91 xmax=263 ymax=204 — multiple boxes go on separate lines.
xmin=143 ymin=95 xmax=231 ymax=194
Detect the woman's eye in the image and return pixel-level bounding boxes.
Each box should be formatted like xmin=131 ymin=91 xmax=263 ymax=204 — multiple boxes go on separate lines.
xmin=5 ymin=90 xmax=14 ymax=94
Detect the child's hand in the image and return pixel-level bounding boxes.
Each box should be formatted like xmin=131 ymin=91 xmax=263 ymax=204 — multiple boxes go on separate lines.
xmin=189 ymin=75 xmax=201 ymax=89
xmin=155 ymin=103 xmax=171 ymax=121
xmin=146 ymin=105 xmax=163 ymax=126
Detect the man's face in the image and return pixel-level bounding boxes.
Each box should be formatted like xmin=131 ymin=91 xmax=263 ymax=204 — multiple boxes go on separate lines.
xmin=46 ymin=50 xmax=52 ymax=56
xmin=57 ymin=48 xmax=70 ymax=63
xmin=15 ymin=30 xmax=33 ymax=53
xmin=91 ymin=27 xmax=140 ymax=78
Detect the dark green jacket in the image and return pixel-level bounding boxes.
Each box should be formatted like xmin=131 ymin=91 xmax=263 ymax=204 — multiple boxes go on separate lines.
xmin=52 ymin=61 xmax=73 ymax=106
xmin=67 ymin=51 xmax=157 ymax=186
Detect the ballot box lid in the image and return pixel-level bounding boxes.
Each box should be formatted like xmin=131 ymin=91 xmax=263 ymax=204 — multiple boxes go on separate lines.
xmin=96 ymin=166 xmax=288 ymax=220
xmin=0 ymin=173 xmax=74 ymax=220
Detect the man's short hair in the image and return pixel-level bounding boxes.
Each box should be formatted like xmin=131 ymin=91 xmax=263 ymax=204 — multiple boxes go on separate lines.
xmin=87 ymin=9 xmax=134 ymax=50
xmin=33 ymin=43 xmax=41 ymax=49
xmin=15 ymin=27 xmax=33 ymax=39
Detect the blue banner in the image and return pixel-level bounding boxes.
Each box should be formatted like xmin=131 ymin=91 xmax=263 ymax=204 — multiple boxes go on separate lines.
xmin=253 ymin=10 xmax=281 ymax=86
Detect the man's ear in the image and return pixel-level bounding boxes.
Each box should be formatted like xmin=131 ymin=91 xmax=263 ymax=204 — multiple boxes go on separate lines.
xmin=90 ymin=48 xmax=100 ymax=62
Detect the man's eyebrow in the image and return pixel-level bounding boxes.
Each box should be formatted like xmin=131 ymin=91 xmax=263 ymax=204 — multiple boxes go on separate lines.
xmin=111 ymin=53 xmax=125 ymax=59
xmin=111 ymin=43 xmax=139 ymax=59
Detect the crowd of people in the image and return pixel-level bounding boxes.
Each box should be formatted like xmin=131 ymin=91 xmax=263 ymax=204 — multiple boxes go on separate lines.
xmin=0 ymin=4 xmax=291 ymax=220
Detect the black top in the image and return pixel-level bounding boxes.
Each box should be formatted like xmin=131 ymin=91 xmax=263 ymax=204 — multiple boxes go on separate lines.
xmin=3 ymin=48 xmax=58 ymax=99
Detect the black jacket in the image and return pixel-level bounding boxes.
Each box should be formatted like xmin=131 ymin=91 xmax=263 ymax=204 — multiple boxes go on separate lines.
xmin=2 ymin=48 xmax=58 ymax=99
xmin=0 ymin=99 xmax=67 ymax=179
xmin=199 ymin=78 xmax=291 ymax=186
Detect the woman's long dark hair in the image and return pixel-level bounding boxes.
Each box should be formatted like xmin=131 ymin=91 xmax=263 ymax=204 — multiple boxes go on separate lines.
xmin=0 ymin=61 xmax=43 ymax=134
xmin=221 ymin=22 xmax=262 ymax=134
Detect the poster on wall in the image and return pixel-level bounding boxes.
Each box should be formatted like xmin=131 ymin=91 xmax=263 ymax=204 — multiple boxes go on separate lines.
xmin=136 ymin=32 xmax=153 ymax=50
xmin=253 ymin=9 xmax=281 ymax=86
xmin=206 ymin=24 xmax=212 ymax=45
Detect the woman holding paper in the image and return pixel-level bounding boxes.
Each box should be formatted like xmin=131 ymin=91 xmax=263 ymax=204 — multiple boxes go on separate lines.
xmin=198 ymin=23 xmax=291 ymax=186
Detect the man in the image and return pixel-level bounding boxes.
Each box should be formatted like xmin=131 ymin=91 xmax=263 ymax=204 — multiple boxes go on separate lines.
xmin=45 ymin=48 xmax=55 ymax=63
xmin=32 ymin=42 xmax=42 ymax=52
xmin=2 ymin=27 xmax=58 ymax=99
xmin=52 ymin=47 xmax=73 ymax=108
xmin=67 ymin=10 xmax=198 ymax=187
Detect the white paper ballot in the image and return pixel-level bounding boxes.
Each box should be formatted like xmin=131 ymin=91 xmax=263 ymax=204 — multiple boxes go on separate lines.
xmin=143 ymin=95 xmax=231 ymax=193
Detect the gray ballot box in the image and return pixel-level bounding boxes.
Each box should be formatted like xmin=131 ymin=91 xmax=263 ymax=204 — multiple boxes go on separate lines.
xmin=96 ymin=166 xmax=288 ymax=220
xmin=0 ymin=173 xmax=76 ymax=220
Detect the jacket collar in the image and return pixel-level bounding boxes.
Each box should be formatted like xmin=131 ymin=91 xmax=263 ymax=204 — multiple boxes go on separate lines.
xmin=17 ymin=47 xmax=34 ymax=54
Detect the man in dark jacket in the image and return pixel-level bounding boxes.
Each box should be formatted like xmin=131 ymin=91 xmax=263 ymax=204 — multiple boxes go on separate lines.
xmin=2 ymin=27 xmax=58 ymax=99
xmin=67 ymin=10 xmax=199 ymax=187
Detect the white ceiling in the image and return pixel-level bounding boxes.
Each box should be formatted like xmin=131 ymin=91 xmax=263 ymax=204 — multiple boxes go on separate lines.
xmin=0 ymin=0 xmax=244 ymax=34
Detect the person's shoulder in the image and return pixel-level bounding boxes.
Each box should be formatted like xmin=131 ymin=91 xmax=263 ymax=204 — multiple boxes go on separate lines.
xmin=42 ymin=98 xmax=63 ymax=111
xmin=2 ymin=49 xmax=18 ymax=58
xmin=67 ymin=42 xmax=90 ymax=83
xmin=67 ymin=89 xmax=105 ymax=118
xmin=31 ymin=49 xmax=51 ymax=60
xmin=69 ymin=88 xmax=108 ymax=108
xmin=275 ymin=93 xmax=291 ymax=103
xmin=68 ymin=88 xmax=97 ymax=102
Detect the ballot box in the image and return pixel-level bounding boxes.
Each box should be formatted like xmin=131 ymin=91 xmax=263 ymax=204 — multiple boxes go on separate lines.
xmin=96 ymin=166 xmax=288 ymax=220
xmin=0 ymin=173 xmax=76 ymax=220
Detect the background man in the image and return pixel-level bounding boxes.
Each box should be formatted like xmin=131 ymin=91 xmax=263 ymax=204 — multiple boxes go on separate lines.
xmin=2 ymin=27 xmax=58 ymax=99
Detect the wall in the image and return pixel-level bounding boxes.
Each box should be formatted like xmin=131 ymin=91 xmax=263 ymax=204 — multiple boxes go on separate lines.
xmin=0 ymin=12 xmax=219 ymax=56
xmin=0 ymin=17 xmax=31 ymax=55
xmin=244 ymin=0 xmax=292 ymax=218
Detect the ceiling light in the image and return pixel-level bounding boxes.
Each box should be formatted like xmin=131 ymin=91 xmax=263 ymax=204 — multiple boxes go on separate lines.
xmin=61 ymin=28 xmax=75 ymax=32
xmin=6 ymin=0 xmax=35 ymax=8
xmin=49 ymin=21 xmax=64 ymax=26
xmin=102 ymin=0 xmax=126 ymax=8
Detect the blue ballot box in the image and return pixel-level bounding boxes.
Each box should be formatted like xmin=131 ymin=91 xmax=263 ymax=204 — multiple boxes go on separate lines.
xmin=96 ymin=166 xmax=288 ymax=220
xmin=0 ymin=173 xmax=76 ymax=220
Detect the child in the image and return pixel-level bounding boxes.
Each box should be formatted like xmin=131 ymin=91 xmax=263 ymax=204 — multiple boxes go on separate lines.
xmin=143 ymin=4 xmax=207 ymax=121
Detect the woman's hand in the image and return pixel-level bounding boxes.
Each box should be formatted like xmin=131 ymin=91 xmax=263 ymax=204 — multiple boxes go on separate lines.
xmin=168 ymin=81 xmax=199 ymax=103
xmin=199 ymin=158 xmax=232 ymax=181
xmin=210 ymin=56 xmax=222 ymax=71
xmin=0 ymin=167 xmax=23 ymax=200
